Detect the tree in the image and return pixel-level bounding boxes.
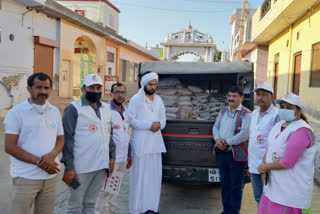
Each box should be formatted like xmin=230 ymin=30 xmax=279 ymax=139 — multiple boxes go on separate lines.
xmin=214 ymin=51 xmax=222 ymax=62
xmin=197 ymin=57 xmax=204 ymax=62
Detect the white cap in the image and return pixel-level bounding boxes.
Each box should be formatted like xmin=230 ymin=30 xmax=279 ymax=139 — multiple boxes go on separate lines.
xmin=253 ymin=82 xmax=274 ymax=94
xmin=275 ymin=92 xmax=303 ymax=108
xmin=83 ymin=74 xmax=103 ymax=86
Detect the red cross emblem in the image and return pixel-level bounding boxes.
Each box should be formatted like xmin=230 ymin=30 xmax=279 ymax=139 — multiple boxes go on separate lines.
xmin=272 ymin=152 xmax=280 ymax=162
xmin=89 ymin=125 xmax=97 ymax=133
xmin=284 ymin=93 xmax=292 ymax=99
xmin=257 ymin=135 xmax=264 ymax=144
xmin=113 ymin=124 xmax=120 ymax=130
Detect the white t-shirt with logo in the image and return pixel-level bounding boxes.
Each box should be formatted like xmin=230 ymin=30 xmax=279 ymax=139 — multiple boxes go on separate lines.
xmin=4 ymin=99 xmax=64 ymax=179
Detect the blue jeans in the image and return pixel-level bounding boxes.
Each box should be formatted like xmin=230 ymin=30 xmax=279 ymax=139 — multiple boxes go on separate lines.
xmin=217 ymin=151 xmax=246 ymax=214
xmin=250 ymin=173 xmax=264 ymax=206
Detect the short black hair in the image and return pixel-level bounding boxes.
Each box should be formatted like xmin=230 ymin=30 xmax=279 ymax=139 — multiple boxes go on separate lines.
xmin=111 ymin=82 xmax=126 ymax=93
xmin=27 ymin=73 xmax=52 ymax=88
xmin=228 ymin=86 xmax=244 ymax=96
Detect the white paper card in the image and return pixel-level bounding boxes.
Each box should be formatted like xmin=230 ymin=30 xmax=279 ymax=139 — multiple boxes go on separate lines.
xmin=102 ymin=171 xmax=124 ymax=195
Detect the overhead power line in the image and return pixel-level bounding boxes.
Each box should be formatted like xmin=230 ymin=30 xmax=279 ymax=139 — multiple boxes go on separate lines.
xmin=184 ymin=0 xmax=243 ymax=3
xmin=114 ymin=1 xmax=230 ymax=13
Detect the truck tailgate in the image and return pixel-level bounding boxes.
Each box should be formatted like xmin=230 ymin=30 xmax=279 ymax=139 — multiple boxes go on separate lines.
xmin=162 ymin=120 xmax=217 ymax=167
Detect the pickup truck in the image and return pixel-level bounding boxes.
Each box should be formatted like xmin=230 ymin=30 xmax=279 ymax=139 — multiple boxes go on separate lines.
xmin=138 ymin=61 xmax=254 ymax=183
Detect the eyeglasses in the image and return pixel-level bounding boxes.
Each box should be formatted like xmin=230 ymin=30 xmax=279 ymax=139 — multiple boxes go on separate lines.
xmin=113 ymin=91 xmax=127 ymax=96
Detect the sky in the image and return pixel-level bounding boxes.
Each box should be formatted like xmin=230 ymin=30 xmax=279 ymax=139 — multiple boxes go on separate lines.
xmin=109 ymin=0 xmax=264 ymax=54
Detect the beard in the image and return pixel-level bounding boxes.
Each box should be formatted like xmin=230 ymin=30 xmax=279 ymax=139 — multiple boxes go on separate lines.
xmin=32 ymin=94 xmax=48 ymax=104
xmin=144 ymin=86 xmax=156 ymax=95
xmin=113 ymin=98 xmax=124 ymax=106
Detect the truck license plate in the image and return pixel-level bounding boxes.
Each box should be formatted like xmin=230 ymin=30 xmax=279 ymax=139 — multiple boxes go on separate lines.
xmin=208 ymin=168 xmax=220 ymax=182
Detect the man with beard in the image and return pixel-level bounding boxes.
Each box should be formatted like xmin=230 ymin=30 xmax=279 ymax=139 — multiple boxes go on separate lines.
xmin=248 ymin=83 xmax=279 ymax=206
xmin=127 ymin=72 xmax=166 ymax=214
xmin=4 ymin=73 xmax=64 ymax=214
xmin=61 ymin=74 xmax=115 ymax=214
xmin=212 ymin=86 xmax=251 ymax=214
xmin=96 ymin=83 xmax=132 ymax=214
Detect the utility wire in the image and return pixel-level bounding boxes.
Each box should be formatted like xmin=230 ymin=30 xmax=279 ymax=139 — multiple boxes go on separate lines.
xmin=113 ymin=1 xmax=231 ymax=13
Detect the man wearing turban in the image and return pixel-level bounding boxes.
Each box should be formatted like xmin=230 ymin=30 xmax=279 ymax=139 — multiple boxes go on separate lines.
xmin=127 ymin=72 xmax=167 ymax=214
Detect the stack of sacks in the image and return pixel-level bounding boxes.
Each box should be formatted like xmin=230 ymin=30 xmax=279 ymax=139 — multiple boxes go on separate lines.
xmin=156 ymin=78 xmax=181 ymax=119
xmin=176 ymin=85 xmax=193 ymax=120
xmin=208 ymin=95 xmax=227 ymax=120
xmin=188 ymin=86 xmax=211 ymax=120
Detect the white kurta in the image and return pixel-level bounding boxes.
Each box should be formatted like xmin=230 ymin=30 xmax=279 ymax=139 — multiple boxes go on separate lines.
xmin=127 ymin=91 xmax=167 ymax=214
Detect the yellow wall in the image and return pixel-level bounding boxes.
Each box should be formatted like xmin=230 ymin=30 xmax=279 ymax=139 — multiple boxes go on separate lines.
xmin=267 ymin=3 xmax=320 ymax=117
xmin=59 ymin=20 xmax=121 ymax=98
xmin=119 ymin=46 xmax=157 ymax=64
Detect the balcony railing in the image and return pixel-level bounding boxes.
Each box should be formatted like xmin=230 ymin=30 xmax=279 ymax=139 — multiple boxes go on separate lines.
xmin=261 ymin=0 xmax=271 ymax=19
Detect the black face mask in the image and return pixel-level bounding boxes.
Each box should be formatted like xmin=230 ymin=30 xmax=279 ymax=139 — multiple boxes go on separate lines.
xmin=113 ymin=99 xmax=123 ymax=106
xmin=85 ymin=91 xmax=101 ymax=103
xmin=144 ymin=86 xmax=156 ymax=95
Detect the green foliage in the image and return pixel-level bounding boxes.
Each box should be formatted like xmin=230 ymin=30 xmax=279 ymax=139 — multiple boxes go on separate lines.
xmin=214 ymin=51 xmax=222 ymax=62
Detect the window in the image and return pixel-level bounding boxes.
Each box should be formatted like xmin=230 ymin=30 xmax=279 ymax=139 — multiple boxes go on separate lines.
xmin=107 ymin=52 xmax=114 ymax=63
xmin=296 ymin=32 xmax=300 ymax=40
xmin=108 ymin=67 xmax=112 ymax=75
xmin=121 ymin=59 xmax=127 ymax=82
xmin=109 ymin=14 xmax=114 ymax=27
xmin=75 ymin=10 xmax=85 ymax=17
xmin=310 ymin=42 xmax=320 ymax=87
xmin=97 ymin=66 xmax=102 ymax=75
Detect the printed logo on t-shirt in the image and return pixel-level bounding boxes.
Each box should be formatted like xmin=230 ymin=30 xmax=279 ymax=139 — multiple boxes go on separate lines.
xmin=89 ymin=125 xmax=98 ymax=133
xmin=257 ymin=135 xmax=264 ymax=144
xmin=49 ymin=123 xmax=56 ymax=129
xmin=272 ymin=152 xmax=280 ymax=162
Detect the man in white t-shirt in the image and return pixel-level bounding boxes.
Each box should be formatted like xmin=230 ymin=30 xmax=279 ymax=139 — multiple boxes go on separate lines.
xmin=4 ymin=73 xmax=64 ymax=214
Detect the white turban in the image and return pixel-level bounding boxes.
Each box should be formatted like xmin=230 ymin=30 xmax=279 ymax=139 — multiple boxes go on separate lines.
xmin=140 ymin=72 xmax=158 ymax=88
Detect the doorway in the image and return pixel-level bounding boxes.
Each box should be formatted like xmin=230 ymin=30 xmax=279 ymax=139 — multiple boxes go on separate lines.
xmin=292 ymin=52 xmax=302 ymax=95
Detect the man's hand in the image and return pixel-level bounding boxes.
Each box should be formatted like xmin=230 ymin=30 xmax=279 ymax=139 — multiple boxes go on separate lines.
xmin=126 ymin=157 xmax=132 ymax=169
xmin=258 ymin=163 xmax=270 ymax=175
xmin=38 ymin=152 xmax=60 ymax=174
xmin=62 ymin=170 xmax=78 ymax=186
xmin=215 ymin=139 xmax=226 ymax=151
xmin=109 ymin=159 xmax=115 ymax=173
xmin=151 ymin=122 xmax=161 ymax=132
xmin=261 ymin=172 xmax=267 ymax=185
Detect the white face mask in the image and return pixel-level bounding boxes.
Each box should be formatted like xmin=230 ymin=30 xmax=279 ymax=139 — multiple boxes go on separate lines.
xmin=30 ymin=100 xmax=49 ymax=114
xmin=278 ymin=109 xmax=296 ymax=122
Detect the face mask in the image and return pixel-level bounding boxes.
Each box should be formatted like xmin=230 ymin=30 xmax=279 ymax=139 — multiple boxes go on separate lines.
xmin=30 ymin=99 xmax=48 ymax=114
xmin=85 ymin=91 xmax=101 ymax=103
xmin=278 ymin=109 xmax=296 ymax=122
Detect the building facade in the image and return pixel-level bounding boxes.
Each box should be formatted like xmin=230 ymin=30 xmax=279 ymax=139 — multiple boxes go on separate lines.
xmin=0 ymin=0 xmax=60 ymax=110
xmin=57 ymin=0 xmax=119 ymax=32
xmin=229 ymin=8 xmax=269 ymax=86
xmin=251 ymin=0 xmax=320 ymax=119
xmin=119 ymin=40 xmax=160 ymax=99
